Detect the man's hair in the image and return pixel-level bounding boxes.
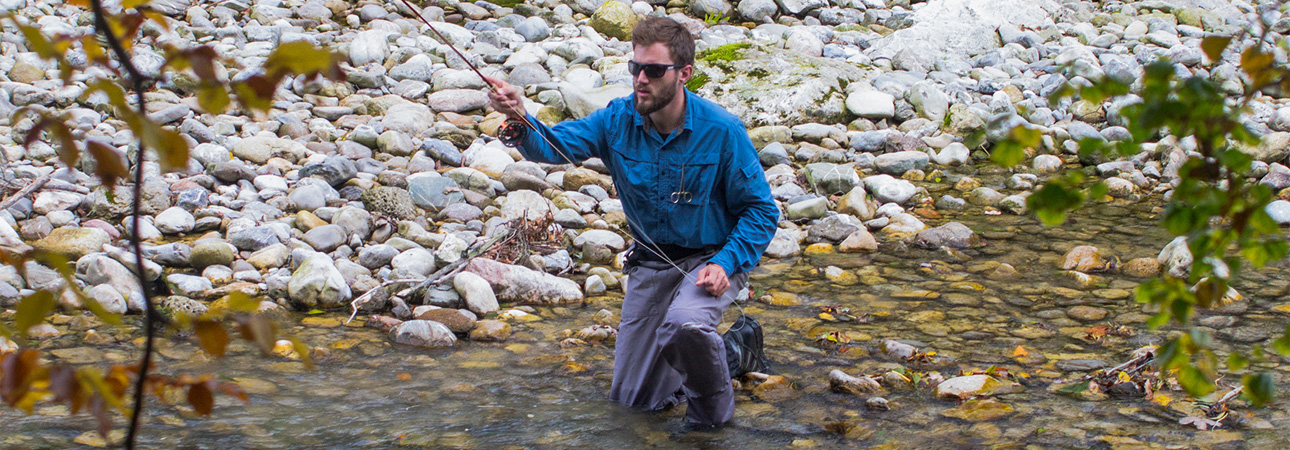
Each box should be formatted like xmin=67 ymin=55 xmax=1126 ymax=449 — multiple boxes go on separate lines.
xmin=631 ymin=17 xmax=694 ymax=67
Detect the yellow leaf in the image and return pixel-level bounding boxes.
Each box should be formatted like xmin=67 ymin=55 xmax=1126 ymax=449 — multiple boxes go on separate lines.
xmin=195 ymin=320 xmax=230 ymax=358
xmin=1241 ymin=47 xmax=1274 ymax=75
xmin=1117 ymin=371 xmax=1133 ymax=383
xmin=1150 ymin=394 xmax=1172 ymax=406
xmin=224 ymin=292 xmax=260 ymax=314
xmin=1200 ymin=36 xmax=1231 ymax=63
xmin=1013 ymin=346 xmax=1029 ymax=357
xmin=818 ymin=312 xmax=836 ymax=321
xmin=264 ymin=41 xmax=342 ymax=80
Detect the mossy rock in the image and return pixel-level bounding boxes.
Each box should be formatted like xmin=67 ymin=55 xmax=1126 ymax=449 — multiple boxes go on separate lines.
xmin=361 ymin=186 xmax=416 ymax=220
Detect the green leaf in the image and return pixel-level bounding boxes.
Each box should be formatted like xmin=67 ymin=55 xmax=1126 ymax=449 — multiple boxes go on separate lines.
xmin=1176 ymin=366 xmax=1216 ymax=397
xmin=1242 ymin=373 xmax=1274 ymax=407
xmin=307 ymin=309 xmax=324 ymax=315
xmin=1200 ymin=36 xmax=1231 ymax=63
xmin=1226 ymin=352 xmax=1248 ymax=371
xmin=140 ymin=121 xmax=190 ymax=172
xmin=264 ymin=41 xmax=342 ymax=80
xmin=15 ymin=291 xmax=57 ymax=336
xmin=1241 ymin=239 xmax=1286 ymax=268
xmin=16 ymin=23 xmax=60 ymax=60
xmin=1056 ymin=380 xmax=1090 ymax=394
xmin=196 ymin=84 xmax=230 ymax=114
xmin=1271 ymin=326 xmax=1290 ymax=356
xmin=990 ymin=140 xmax=1026 ymax=168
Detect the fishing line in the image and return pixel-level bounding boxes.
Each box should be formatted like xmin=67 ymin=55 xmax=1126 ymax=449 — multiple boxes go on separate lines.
xmin=395 ymin=0 xmax=749 ymax=323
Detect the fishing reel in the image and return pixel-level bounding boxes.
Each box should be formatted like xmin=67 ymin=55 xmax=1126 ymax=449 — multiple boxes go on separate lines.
xmin=498 ymin=119 xmax=528 ymax=147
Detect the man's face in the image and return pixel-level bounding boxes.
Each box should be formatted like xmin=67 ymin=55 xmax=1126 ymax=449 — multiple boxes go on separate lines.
xmin=631 ymin=42 xmax=690 ymax=116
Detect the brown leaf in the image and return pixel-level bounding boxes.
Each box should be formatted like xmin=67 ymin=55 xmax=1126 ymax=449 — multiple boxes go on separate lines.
xmin=215 ymin=382 xmax=249 ymax=403
xmin=1200 ymin=36 xmax=1231 ymax=63
xmin=187 ymin=383 xmax=214 ymax=416
xmin=1 ymin=350 xmax=39 ymax=407
xmin=238 ymin=315 xmax=277 ymax=355
xmin=90 ymin=395 xmax=112 ymax=439
xmin=195 ymin=320 xmax=230 ymax=358
xmin=85 ymin=140 xmax=128 ymax=189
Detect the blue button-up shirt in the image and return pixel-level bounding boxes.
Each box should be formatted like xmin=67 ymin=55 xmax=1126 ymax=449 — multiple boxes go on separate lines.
xmin=516 ymin=89 xmax=779 ymax=275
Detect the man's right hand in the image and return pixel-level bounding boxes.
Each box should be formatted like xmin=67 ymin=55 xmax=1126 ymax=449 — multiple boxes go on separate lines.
xmin=483 ymin=75 xmax=526 ymax=121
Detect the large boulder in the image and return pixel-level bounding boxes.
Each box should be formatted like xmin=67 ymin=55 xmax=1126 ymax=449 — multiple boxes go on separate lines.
xmin=464 ymin=258 xmax=583 ymax=305
xmin=559 ymin=82 xmax=633 ymax=119
xmin=588 ymin=0 xmax=639 ymax=41
xmin=690 ymin=43 xmax=871 ymax=126
xmin=34 ymin=227 xmax=111 ymax=259
xmin=287 ymin=253 xmax=352 ymax=310
xmin=865 ymin=0 xmax=1061 ymax=63
xmin=232 ymin=135 xmax=305 ymax=164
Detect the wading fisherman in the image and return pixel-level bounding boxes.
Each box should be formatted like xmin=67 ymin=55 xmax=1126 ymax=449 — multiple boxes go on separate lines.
xmin=485 ymin=17 xmax=778 ymax=430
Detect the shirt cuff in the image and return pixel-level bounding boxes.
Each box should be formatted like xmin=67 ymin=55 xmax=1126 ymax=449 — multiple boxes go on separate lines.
xmin=708 ymin=251 xmax=736 ymax=276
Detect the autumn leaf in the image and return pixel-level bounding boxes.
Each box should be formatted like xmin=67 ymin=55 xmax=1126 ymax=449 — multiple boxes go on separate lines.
xmin=86 ymin=140 xmax=128 ymax=188
xmin=187 ymin=383 xmax=214 ymax=415
xmin=195 ymin=320 xmax=230 ymax=358
xmin=14 ymin=291 xmax=57 ymax=336
xmin=1012 ymin=346 xmax=1029 ymax=357
xmin=264 ymin=40 xmax=343 ymax=80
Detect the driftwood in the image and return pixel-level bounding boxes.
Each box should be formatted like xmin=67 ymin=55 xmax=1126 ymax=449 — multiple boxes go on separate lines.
xmin=0 ymin=171 xmax=53 ymax=211
xmin=346 ymin=233 xmax=504 ymax=324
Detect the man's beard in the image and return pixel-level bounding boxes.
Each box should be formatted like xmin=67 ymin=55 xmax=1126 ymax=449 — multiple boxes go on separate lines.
xmin=635 ymin=81 xmax=678 ymax=116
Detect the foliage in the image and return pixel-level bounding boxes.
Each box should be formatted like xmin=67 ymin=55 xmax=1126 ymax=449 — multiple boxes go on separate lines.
xmin=686 ymin=72 xmax=710 ymax=91
xmin=699 ymin=42 xmax=751 ymax=63
xmin=703 ymin=12 xmax=725 ymax=27
xmin=992 ymin=29 xmax=1290 ymax=406
xmin=0 ymin=0 xmax=341 ymax=446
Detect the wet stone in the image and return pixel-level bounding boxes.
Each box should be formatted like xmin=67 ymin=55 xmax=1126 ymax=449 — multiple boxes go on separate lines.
xmin=1067 ymin=305 xmax=1109 ymax=322
xmin=1055 ymin=359 xmax=1107 ymax=372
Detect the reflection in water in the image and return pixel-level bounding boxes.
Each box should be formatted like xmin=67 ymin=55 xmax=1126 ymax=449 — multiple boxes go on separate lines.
xmin=4 ymin=200 xmax=1290 ymax=449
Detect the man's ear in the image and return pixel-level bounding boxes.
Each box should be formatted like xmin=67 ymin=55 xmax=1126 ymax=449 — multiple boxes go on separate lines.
xmin=679 ymin=64 xmax=693 ymax=84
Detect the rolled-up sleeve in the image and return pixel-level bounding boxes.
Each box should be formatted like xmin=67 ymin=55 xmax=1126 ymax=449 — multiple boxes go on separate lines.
xmin=708 ymin=129 xmax=779 ymax=275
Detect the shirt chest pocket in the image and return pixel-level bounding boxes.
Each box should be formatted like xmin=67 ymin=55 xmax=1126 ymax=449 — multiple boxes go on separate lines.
xmin=671 ymin=152 xmax=720 ymax=207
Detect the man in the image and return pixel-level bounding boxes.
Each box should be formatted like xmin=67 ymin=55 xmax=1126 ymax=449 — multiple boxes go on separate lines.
xmin=484 ymin=17 xmax=778 ymax=429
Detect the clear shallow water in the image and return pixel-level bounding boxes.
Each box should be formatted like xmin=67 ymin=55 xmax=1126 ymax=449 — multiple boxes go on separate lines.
xmin=4 ymin=195 xmax=1290 ymax=449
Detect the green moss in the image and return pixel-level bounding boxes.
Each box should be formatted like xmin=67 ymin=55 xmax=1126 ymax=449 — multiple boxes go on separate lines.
xmin=699 ymin=43 xmax=751 ymax=63
xmin=478 ymin=0 xmax=525 ymax=7
xmin=686 ymin=73 xmax=710 ymax=91
xmin=748 ymin=68 xmax=769 ymax=79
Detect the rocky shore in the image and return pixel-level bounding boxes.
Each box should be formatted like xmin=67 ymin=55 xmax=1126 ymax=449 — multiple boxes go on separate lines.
xmin=0 ymin=0 xmax=1287 ymax=352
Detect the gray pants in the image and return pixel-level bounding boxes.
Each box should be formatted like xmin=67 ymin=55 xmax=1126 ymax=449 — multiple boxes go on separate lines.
xmin=610 ymin=252 xmax=748 ymax=426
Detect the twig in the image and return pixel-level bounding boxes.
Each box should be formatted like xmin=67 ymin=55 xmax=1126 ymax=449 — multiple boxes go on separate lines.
xmin=1085 ymin=352 xmax=1154 ymax=381
xmin=0 ymin=171 xmax=52 ymax=212
xmin=89 ymin=0 xmax=155 ymax=447
xmin=345 ymin=233 xmax=505 ymax=324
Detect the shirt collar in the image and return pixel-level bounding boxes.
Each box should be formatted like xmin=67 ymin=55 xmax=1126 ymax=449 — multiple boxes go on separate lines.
xmin=633 ymin=88 xmax=696 ymax=134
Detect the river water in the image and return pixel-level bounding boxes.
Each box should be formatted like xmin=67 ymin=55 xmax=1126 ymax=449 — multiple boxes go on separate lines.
xmin=3 ymin=192 xmax=1290 ymax=449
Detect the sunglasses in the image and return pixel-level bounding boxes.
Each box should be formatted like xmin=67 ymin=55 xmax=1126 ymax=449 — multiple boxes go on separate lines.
xmin=628 ymin=60 xmax=686 ymax=78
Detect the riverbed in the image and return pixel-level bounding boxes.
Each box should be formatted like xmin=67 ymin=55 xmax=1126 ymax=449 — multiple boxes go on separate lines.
xmin=3 ymin=192 xmax=1289 ymax=450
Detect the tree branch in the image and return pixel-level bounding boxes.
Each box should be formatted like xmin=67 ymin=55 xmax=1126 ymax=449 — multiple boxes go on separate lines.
xmin=88 ymin=1 xmax=155 ymax=448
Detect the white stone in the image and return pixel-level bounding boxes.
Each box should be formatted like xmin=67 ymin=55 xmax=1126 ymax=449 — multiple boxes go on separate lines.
xmin=846 ymin=89 xmax=895 ymax=119
xmin=154 ymin=206 xmax=195 ymax=234
xmin=453 ymin=271 xmax=499 ymax=315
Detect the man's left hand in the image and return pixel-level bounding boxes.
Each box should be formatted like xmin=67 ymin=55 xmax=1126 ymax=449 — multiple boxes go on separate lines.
xmin=696 ymin=263 xmax=729 ymax=298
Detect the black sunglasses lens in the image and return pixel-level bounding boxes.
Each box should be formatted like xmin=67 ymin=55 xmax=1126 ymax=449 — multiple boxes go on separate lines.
xmin=629 ymin=61 xmax=670 ymax=78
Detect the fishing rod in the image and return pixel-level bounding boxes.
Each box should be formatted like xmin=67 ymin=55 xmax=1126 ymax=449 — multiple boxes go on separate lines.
xmin=393 ymin=0 xmax=755 ymax=318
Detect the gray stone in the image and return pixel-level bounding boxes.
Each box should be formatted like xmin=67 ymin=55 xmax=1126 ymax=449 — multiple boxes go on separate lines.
xmin=786 ymin=197 xmax=829 ymax=220
xmin=427 ymin=89 xmax=490 ymax=113
xmin=349 ymin=30 xmax=391 ymax=66
xmin=808 ymin=215 xmax=862 ymax=243
xmin=303 ymin=225 xmax=347 ymax=253
xmin=287 ymin=252 xmax=351 ymax=309
xmin=154 ymin=207 xmax=195 ymax=234
xmin=229 ymin=226 xmax=282 ymax=252
xmin=804 ymin=163 xmax=860 ymax=195
xmin=391 ymin=248 xmax=436 ymax=277
xmin=299 ymin=156 xmax=357 ymax=188
xmin=390 ymin=320 xmax=457 ymax=347
xmin=454 ymin=271 xmax=499 ymax=315
xmin=465 ymin=258 xmax=582 ymax=305
xmin=232 ymin=135 xmax=305 ymax=164
xmin=190 ymin=242 xmax=236 ymax=270
xmin=913 ymin=222 xmax=978 ymax=248
xmin=863 ymin=175 xmax=917 ymax=205
xmin=1267 ymin=200 xmax=1290 ymax=226
xmin=358 ymin=244 xmax=400 ymax=269
xmin=406 ymin=173 xmax=464 ymax=211
xmin=874 ymin=151 xmax=930 ymax=175
xmin=167 ymin=273 xmax=213 ymax=298
xmin=847 ymin=89 xmax=896 ymax=119
xmin=33 ymin=227 xmax=111 ymax=259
